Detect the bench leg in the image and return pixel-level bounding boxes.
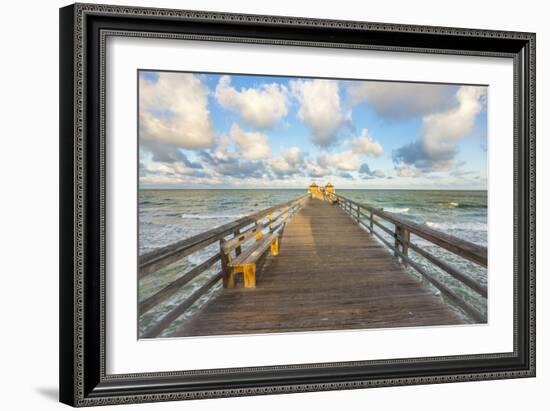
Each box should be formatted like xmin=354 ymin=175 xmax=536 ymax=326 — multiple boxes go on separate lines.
xmin=223 ymin=269 xmax=235 ymax=288
xmin=270 ymin=237 xmax=279 ymax=256
xmin=243 ymin=264 xmax=256 ymax=288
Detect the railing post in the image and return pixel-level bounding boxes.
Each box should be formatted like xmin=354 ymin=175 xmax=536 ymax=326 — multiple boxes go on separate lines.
xmin=401 ymin=227 xmax=410 ymax=266
xmin=220 ymin=239 xmax=234 ymax=288
xmin=356 ymin=204 xmax=360 ymax=222
xmin=369 ymin=210 xmax=374 ymax=233
xmin=268 ymin=213 xmax=274 ymax=232
xmin=402 ymin=227 xmax=410 ymax=258
xmin=255 ymin=222 xmax=263 ymax=241
xmin=233 ymin=230 xmax=242 ymax=256
xmin=394 ymin=224 xmax=402 ymax=257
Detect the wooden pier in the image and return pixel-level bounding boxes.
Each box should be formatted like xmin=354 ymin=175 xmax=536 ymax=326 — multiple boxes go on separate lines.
xmin=139 ymin=185 xmax=487 ymax=339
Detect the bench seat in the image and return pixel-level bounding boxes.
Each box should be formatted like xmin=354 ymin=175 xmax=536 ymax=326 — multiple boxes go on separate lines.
xmin=225 ymin=232 xmax=279 ymax=288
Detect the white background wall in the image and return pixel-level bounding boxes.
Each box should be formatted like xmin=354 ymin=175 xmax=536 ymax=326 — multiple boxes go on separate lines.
xmin=0 ymin=0 xmax=546 ymax=409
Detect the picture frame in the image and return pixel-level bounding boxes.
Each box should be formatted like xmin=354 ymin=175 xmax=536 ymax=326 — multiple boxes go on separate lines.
xmin=59 ymin=2 xmax=535 ymax=407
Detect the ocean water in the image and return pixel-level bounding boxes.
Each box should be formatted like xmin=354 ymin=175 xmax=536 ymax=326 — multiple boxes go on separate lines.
xmin=138 ymin=189 xmax=487 ymax=336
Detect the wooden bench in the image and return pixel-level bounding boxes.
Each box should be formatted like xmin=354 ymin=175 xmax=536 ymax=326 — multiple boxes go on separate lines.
xmin=220 ymin=222 xmax=279 ymax=288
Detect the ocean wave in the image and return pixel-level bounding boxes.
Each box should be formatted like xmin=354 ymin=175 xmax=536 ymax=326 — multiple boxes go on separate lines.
xmin=181 ymin=213 xmax=244 ymax=220
xmin=438 ymin=201 xmax=485 ymax=209
xmin=384 ymin=207 xmax=410 ymax=214
xmin=436 ymin=201 xmax=460 ymax=208
xmin=426 ymin=221 xmax=487 ymax=231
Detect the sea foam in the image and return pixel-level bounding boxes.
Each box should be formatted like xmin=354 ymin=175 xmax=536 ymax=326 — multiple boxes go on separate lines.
xmin=426 ymin=221 xmax=487 ymax=231
xmin=181 ymin=213 xmax=244 ymax=220
xmin=384 ymin=207 xmax=410 ymax=214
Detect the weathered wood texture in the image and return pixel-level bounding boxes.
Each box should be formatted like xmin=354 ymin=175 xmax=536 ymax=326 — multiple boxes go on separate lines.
xmin=169 ymin=198 xmax=467 ymax=337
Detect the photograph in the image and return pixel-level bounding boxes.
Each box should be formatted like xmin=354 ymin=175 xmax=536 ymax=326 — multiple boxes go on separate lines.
xmin=137 ymin=71 xmax=489 ymax=339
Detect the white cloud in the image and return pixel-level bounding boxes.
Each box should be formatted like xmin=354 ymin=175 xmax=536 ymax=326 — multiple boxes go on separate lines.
xmin=291 ymin=79 xmax=346 ymax=145
xmin=359 ymin=163 xmax=386 ymax=179
xmin=347 ymin=81 xmax=455 ymax=119
xmin=281 ymin=147 xmax=305 ymax=168
xmin=319 ymin=151 xmax=360 ymax=171
xmin=139 ymin=72 xmax=215 ymax=149
xmin=229 ymin=124 xmax=271 ymax=160
xmin=267 ymin=146 xmax=306 ymax=176
xmin=306 ymin=161 xmax=329 ymax=178
xmin=139 ymin=152 xmax=213 ymax=187
xmin=268 ymin=157 xmax=292 ymax=175
xmin=197 ymin=144 xmax=270 ymax=180
xmin=212 ymin=135 xmax=232 ymax=161
xmin=422 ymin=86 xmax=486 ymax=160
xmin=392 ymin=85 xmax=487 ymax=172
xmin=351 ymin=128 xmax=383 ymax=157
xmin=395 ymin=164 xmax=422 ymax=177
xmin=142 ymin=160 xmax=174 ymax=175
xmin=215 ymin=75 xmax=289 ymax=129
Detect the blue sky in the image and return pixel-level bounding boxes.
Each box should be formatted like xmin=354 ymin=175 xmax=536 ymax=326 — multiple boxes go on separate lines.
xmin=139 ymin=70 xmax=487 ymax=189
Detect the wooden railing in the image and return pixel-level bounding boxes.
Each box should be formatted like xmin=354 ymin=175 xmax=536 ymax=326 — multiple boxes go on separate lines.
xmin=139 ymin=194 xmax=308 ymax=338
xmin=324 ymin=191 xmax=487 ymax=323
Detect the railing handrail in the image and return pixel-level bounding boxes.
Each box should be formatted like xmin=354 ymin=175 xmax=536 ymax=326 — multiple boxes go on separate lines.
xmin=139 ymin=194 xmax=308 ymax=278
xmin=327 ymin=192 xmax=487 ymax=267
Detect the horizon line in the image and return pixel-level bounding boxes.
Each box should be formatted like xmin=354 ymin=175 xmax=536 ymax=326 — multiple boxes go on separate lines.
xmin=139 ymin=187 xmax=488 ymax=191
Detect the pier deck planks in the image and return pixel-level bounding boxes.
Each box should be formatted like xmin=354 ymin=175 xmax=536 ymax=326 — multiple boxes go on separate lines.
xmin=170 ymin=198 xmax=467 ymax=337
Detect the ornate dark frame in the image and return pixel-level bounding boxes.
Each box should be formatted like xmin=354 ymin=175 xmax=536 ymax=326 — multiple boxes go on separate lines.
xmin=59 ymin=2 xmax=536 ymax=407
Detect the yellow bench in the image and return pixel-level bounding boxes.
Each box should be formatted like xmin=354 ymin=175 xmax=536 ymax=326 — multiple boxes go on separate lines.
xmin=220 ymin=223 xmax=279 ymax=288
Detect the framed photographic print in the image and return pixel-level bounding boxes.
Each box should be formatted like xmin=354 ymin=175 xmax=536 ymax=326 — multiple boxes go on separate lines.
xmin=59 ymin=3 xmax=536 ymax=407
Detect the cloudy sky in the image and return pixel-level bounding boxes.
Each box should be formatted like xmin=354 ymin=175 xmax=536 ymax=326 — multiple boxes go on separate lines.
xmin=139 ymin=70 xmax=487 ymax=190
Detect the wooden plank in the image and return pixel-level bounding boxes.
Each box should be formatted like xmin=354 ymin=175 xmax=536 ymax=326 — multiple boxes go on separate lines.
xmin=221 ymin=222 xmax=264 ymax=254
xmin=168 ymin=199 xmax=474 ymax=338
xmin=230 ymin=233 xmax=278 ymax=266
